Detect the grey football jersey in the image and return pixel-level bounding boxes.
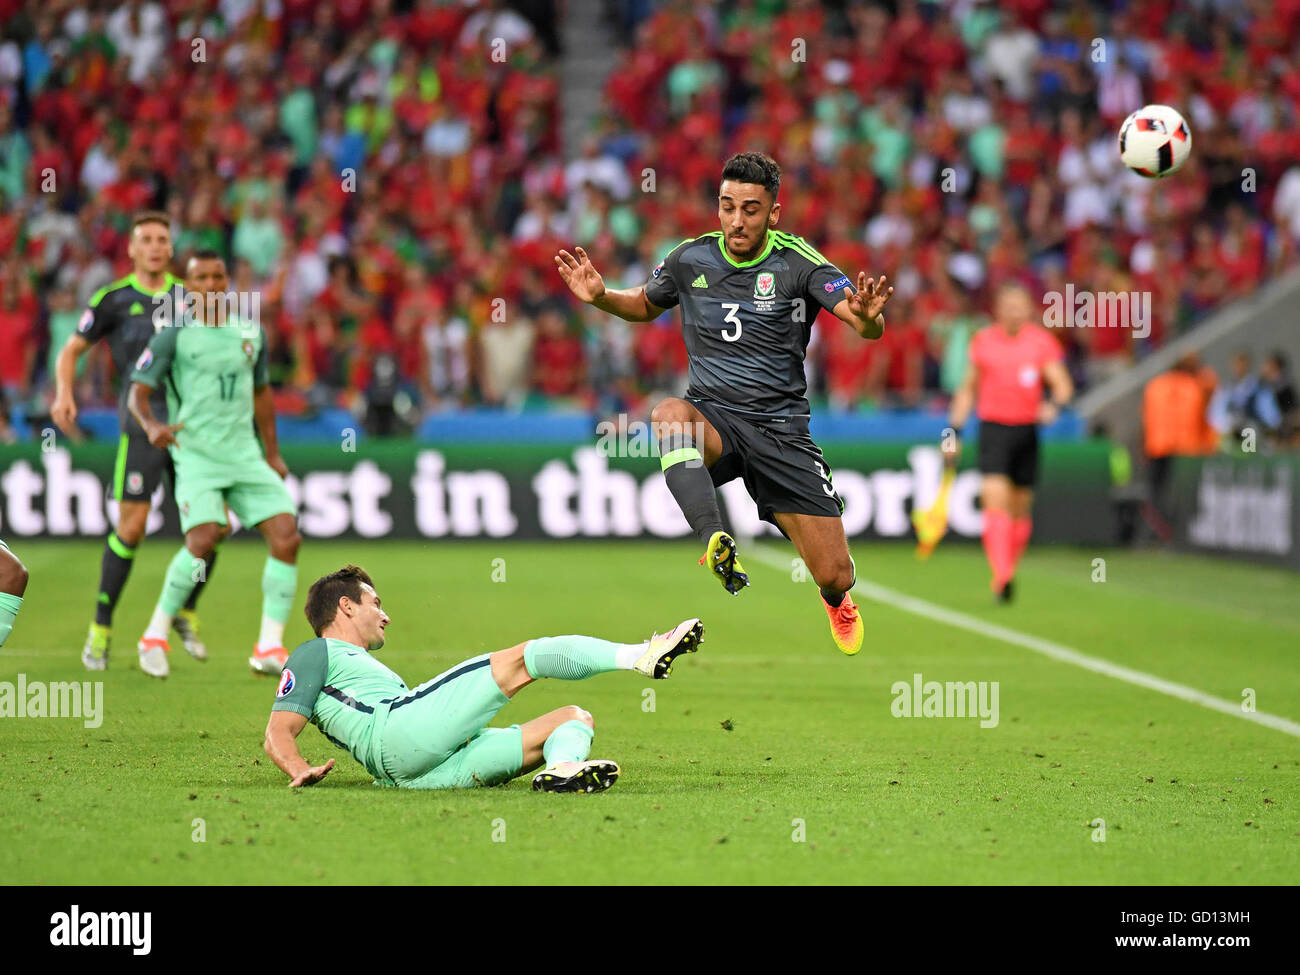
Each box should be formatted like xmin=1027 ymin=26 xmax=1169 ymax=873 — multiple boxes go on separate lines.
xmin=644 ymin=230 xmax=855 ymax=417
xmin=76 ymin=272 xmax=182 ymax=428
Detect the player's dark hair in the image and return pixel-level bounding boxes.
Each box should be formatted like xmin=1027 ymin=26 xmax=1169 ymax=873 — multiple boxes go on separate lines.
xmin=131 ymin=211 xmax=170 ymax=234
xmin=721 ymin=151 xmax=781 ymax=199
xmin=189 ymin=248 xmax=223 ymax=263
xmin=305 ymin=565 xmax=376 ymax=636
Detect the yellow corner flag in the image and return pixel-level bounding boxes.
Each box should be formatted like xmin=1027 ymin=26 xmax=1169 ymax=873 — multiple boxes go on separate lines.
xmin=912 ymin=465 xmax=956 ymax=561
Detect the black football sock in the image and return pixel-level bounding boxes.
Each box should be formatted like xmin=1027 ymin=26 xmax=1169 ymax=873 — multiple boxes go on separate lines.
xmin=659 ymin=432 xmax=724 ymax=545
xmin=93 ymin=533 xmax=136 ymax=627
xmin=820 ymin=558 xmax=856 ymax=607
xmin=184 ymin=548 xmax=218 ymax=611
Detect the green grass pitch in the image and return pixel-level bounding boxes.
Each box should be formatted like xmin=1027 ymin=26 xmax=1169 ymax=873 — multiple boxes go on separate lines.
xmin=1 ymin=538 xmax=1297 ymax=884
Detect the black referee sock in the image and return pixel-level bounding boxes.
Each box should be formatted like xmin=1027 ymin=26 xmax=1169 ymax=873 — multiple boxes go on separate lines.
xmin=183 ymin=549 xmax=218 ymax=612
xmin=93 ymin=534 xmax=136 ymax=627
xmin=659 ymin=433 xmax=724 ymax=545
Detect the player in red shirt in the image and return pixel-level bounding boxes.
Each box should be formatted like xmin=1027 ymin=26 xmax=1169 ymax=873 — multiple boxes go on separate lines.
xmin=948 ymin=283 xmax=1073 ymax=601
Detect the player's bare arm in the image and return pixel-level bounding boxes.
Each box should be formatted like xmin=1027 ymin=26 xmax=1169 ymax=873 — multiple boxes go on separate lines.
xmin=253 ymin=384 xmax=288 ymax=478
xmin=51 ymin=334 xmax=93 ymax=435
xmin=554 ymin=246 xmax=664 ymax=322
xmin=127 ymin=380 xmax=182 ymax=449
xmin=833 ymin=272 xmax=892 ymax=340
xmin=1038 ymin=360 xmax=1074 ymax=425
xmin=264 ymin=710 xmax=335 ymax=787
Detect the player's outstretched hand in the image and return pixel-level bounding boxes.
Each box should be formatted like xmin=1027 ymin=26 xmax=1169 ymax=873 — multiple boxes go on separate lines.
xmin=289 ymin=759 xmax=334 ymax=788
xmin=845 ymin=272 xmax=894 ymax=323
xmin=146 ymin=422 xmax=182 ymax=450
xmin=554 ymin=246 xmax=606 ymax=304
xmin=266 ymin=452 xmax=290 ymax=479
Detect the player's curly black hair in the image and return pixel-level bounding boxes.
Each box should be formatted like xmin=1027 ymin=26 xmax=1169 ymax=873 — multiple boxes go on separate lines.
xmin=305 ymin=564 xmax=376 ymax=636
xmin=721 ymin=151 xmax=781 ymax=198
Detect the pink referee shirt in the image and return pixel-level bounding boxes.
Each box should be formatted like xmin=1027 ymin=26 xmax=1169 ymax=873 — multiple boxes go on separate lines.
xmin=970 ymin=323 xmax=1064 ymax=425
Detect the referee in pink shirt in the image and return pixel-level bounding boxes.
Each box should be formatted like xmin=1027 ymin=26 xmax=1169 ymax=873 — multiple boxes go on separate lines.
xmin=948 ymin=283 xmax=1074 ymax=602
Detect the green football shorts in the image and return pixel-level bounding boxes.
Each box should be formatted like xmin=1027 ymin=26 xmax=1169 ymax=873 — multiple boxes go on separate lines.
xmin=378 ymin=654 xmax=524 ymax=790
xmin=174 ymin=460 xmax=295 ymax=533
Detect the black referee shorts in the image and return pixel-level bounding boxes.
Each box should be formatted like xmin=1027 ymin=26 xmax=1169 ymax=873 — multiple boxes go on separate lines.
xmin=978 ymin=420 xmax=1040 ymax=487
xmin=691 ymin=398 xmax=844 ymax=530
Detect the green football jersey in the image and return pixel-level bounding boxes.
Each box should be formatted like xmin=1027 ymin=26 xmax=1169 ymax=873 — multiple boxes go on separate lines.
xmin=270 ymin=637 xmax=410 ymax=777
xmin=129 ymin=314 xmax=270 ymax=473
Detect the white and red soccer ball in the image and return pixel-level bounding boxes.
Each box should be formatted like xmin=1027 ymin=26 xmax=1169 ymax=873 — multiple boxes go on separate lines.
xmin=1118 ymin=104 xmax=1192 ymax=178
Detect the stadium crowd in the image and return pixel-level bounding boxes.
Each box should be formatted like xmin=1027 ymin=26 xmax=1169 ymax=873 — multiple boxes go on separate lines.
xmin=1 ymin=0 xmax=1299 ymax=441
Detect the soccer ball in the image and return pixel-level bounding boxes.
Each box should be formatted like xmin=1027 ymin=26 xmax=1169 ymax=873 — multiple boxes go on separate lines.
xmin=1118 ymin=104 xmax=1192 ymax=178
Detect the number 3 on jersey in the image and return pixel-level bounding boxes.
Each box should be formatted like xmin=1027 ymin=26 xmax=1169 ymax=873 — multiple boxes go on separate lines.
xmin=720 ymin=302 xmax=743 ymax=342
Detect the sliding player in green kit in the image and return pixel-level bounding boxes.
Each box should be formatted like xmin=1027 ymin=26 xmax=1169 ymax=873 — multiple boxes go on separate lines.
xmin=265 ymin=565 xmax=704 ymax=792
xmin=128 ymin=251 xmax=301 ymax=678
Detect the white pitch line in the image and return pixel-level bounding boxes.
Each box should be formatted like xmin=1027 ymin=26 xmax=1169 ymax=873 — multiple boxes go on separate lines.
xmin=750 ymin=547 xmax=1300 ymax=739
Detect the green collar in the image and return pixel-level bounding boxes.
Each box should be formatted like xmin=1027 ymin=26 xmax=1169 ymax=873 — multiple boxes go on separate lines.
xmin=716 ymin=229 xmax=775 ymax=268
xmin=128 ymin=271 xmax=181 ymax=296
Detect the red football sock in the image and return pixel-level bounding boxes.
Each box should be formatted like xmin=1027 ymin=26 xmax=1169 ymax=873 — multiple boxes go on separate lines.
xmin=982 ymin=508 xmax=1015 ymax=590
xmin=1011 ymin=515 xmax=1033 ymax=572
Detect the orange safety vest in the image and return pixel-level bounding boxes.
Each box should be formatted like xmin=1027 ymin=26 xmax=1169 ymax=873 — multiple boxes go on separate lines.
xmin=1143 ymin=369 xmax=1217 ymax=457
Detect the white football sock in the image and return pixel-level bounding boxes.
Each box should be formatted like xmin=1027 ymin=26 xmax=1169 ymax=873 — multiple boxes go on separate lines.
xmin=256 ymin=615 xmax=286 ymax=651
xmin=144 ymin=606 xmax=172 ymax=642
xmin=614 ymin=641 xmax=649 ymax=670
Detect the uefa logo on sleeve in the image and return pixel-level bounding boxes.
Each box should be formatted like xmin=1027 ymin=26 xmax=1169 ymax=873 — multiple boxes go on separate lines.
xmin=276 ymin=669 xmax=295 ymax=697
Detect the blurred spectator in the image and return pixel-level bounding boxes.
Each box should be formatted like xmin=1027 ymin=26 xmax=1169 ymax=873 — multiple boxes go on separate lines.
xmin=45 ymin=285 xmax=84 ymax=393
xmin=1081 ymin=266 xmax=1140 ymax=386
xmin=53 ymin=239 xmax=112 ymax=310
xmin=394 ymin=269 xmax=471 ymax=409
xmin=820 ymin=312 xmax=886 ymax=410
xmin=564 ymin=136 xmax=632 ymax=205
xmin=0 ymin=263 xmax=37 ymax=402
xmin=983 ymin=12 xmax=1040 ymax=103
xmin=1260 ymin=350 xmax=1298 ymax=446
xmin=233 ymin=197 xmax=287 ymax=281
xmin=634 ymin=318 xmax=687 ymax=400
xmin=0 ymin=385 xmax=14 ymax=444
xmin=106 ymin=1 xmax=168 ymax=84
xmin=1143 ymin=352 xmax=1218 ymax=515
xmin=479 ymin=313 xmax=535 ymax=409
xmin=927 ymin=282 xmax=983 ymax=396
xmin=459 ymin=0 xmax=536 ymax=52
xmin=531 ymin=307 xmax=585 ymax=402
xmin=0 ymin=102 xmax=31 ymax=204
xmin=1208 ymin=349 xmax=1282 ymax=441
xmin=513 ymin=186 xmax=572 ymax=243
